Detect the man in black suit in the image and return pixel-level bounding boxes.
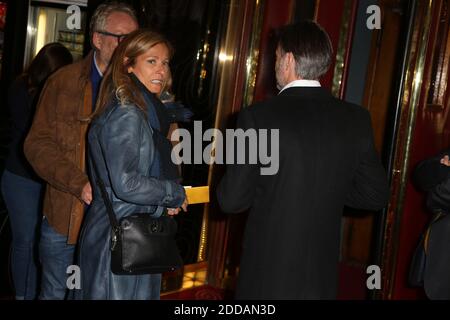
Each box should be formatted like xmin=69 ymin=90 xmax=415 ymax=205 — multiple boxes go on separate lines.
xmin=216 ymin=21 xmax=390 ymax=299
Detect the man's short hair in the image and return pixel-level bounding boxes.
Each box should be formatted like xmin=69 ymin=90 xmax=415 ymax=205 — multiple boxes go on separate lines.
xmin=89 ymin=2 xmax=138 ymax=41
xmin=278 ymin=21 xmax=333 ymax=80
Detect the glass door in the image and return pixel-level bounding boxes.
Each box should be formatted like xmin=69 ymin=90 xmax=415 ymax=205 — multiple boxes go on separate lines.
xmin=24 ymin=1 xmax=87 ymax=68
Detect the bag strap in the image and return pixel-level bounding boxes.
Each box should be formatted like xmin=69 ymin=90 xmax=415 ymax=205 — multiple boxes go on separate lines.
xmin=88 ymin=144 xmax=120 ymax=230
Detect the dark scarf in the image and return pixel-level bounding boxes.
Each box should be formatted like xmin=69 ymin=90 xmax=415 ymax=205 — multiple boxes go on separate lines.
xmin=130 ymin=73 xmax=170 ymax=136
xmin=130 ymin=74 xmax=180 ymax=181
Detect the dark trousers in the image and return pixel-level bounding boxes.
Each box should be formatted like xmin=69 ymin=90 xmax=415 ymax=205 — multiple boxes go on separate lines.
xmin=1 ymin=170 xmax=42 ymax=300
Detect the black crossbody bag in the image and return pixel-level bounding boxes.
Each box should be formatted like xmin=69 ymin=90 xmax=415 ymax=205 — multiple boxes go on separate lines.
xmin=89 ymin=146 xmax=183 ymax=275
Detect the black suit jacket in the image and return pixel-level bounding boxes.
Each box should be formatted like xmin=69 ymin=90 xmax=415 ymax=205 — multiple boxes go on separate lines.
xmin=217 ymin=87 xmax=389 ymax=299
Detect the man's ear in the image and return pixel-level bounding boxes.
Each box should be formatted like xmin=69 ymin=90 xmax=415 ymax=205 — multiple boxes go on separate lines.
xmin=92 ymin=32 xmax=102 ymax=51
xmin=286 ymin=52 xmax=295 ymax=70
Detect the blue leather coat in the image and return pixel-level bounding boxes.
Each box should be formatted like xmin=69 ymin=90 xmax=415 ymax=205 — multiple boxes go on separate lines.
xmin=75 ymin=101 xmax=185 ymax=300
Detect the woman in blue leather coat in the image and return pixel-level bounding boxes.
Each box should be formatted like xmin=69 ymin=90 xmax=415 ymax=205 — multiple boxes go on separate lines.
xmin=76 ymin=30 xmax=188 ymax=300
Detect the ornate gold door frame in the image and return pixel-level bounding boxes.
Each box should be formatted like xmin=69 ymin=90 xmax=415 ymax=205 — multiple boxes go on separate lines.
xmin=160 ymin=0 xmax=266 ymax=294
xmin=204 ymin=0 xmax=266 ymax=288
xmin=378 ymin=0 xmax=434 ymax=299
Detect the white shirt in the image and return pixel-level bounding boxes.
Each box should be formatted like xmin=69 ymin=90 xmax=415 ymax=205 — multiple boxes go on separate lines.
xmin=279 ymin=79 xmax=321 ymax=93
xmin=93 ymin=51 xmax=104 ymax=77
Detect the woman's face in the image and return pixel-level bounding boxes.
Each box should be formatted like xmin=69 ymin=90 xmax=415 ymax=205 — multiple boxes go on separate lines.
xmin=128 ymin=43 xmax=170 ymax=94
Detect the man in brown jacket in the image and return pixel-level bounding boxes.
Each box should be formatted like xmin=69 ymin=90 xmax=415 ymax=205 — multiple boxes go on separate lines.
xmin=24 ymin=2 xmax=138 ymax=299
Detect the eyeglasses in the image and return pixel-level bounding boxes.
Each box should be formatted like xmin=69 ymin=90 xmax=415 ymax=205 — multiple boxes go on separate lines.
xmin=96 ymin=30 xmax=130 ymax=43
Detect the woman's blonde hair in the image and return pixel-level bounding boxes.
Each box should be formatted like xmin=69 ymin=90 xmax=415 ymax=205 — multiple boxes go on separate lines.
xmin=91 ymin=29 xmax=173 ymax=120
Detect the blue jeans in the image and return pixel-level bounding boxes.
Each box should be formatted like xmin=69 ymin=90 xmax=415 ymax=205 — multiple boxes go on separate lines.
xmin=1 ymin=170 xmax=42 ymax=300
xmin=39 ymin=218 xmax=76 ymax=300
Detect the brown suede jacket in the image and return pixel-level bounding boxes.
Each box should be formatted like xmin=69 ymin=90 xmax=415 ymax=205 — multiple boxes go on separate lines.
xmin=24 ymin=52 xmax=94 ymax=244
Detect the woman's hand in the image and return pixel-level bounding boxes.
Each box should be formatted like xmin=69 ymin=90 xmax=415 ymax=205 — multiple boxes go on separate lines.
xmin=167 ymin=208 xmax=180 ymax=215
xmin=167 ymin=198 xmax=189 ymax=216
xmin=440 ymin=155 xmax=450 ymax=167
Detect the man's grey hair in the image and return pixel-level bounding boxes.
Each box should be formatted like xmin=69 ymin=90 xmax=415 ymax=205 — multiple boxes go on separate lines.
xmin=89 ymin=2 xmax=138 ymax=40
xmin=278 ymin=21 xmax=333 ymax=80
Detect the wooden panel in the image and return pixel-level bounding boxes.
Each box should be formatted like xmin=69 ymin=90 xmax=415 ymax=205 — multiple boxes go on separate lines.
xmin=364 ymin=0 xmax=405 ymax=151
xmin=342 ymin=0 xmax=405 ymax=265
xmin=427 ymin=1 xmax=450 ymax=109
xmin=315 ymin=0 xmax=347 ymax=90
xmin=253 ymin=0 xmax=294 ymax=102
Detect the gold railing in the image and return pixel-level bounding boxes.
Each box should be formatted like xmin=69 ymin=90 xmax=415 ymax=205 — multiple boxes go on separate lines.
xmin=161 ymin=186 xmax=210 ymax=294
